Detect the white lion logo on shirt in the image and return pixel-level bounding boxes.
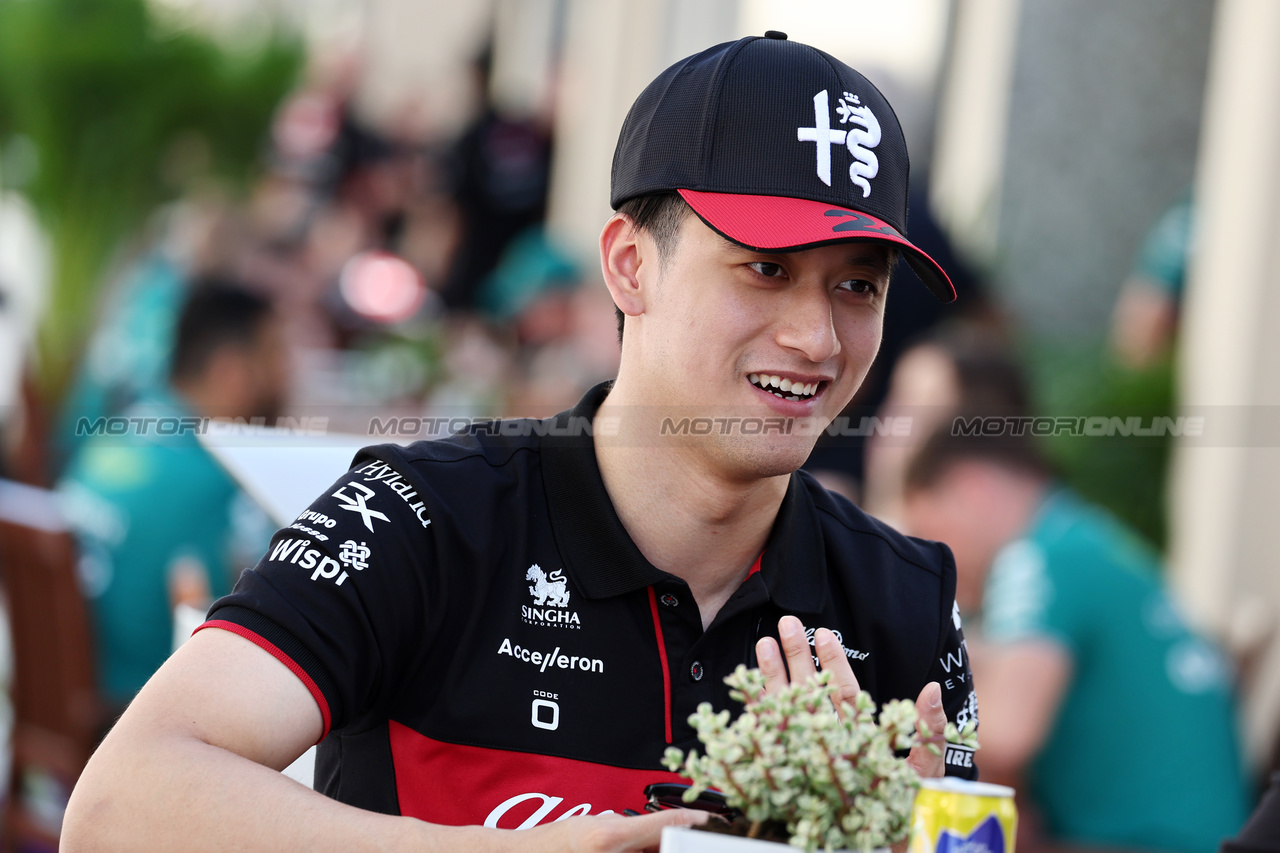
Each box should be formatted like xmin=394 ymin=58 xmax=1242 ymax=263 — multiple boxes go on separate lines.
xmin=526 ymin=564 xmax=570 ymax=607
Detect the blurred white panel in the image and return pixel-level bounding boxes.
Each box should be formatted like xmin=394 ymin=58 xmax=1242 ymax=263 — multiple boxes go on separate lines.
xmin=739 ymin=0 xmax=949 ymax=93
xmin=491 ymin=0 xmax=559 ymax=116
xmin=359 ymin=0 xmax=496 ymax=137
xmin=546 ymin=0 xmax=739 ymax=265
xmin=0 ymin=191 xmax=49 ymax=421
xmin=200 ymin=432 xmax=374 ymax=527
xmin=1171 ymin=0 xmax=1280 ymax=766
xmin=929 ymin=0 xmax=1021 ymax=267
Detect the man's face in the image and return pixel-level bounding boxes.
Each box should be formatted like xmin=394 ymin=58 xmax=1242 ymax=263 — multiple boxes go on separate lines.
xmin=242 ymin=313 xmax=291 ymax=424
xmin=626 ymin=213 xmax=891 ymax=480
xmin=902 ymin=472 xmax=990 ymax=612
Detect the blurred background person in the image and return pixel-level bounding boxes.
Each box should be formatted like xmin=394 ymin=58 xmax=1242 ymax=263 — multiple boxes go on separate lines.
xmin=437 ymin=45 xmax=552 ymax=313
xmin=56 ymin=283 xmax=286 ymax=713
xmin=862 ymin=323 xmax=1029 ymax=527
xmin=1109 ymin=191 xmax=1193 ymax=371
xmin=902 ymin=415 xmax=1251 ymax=853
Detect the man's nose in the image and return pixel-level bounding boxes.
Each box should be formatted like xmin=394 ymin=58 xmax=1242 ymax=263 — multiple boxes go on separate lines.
xmin=774 ymin=284 xmax=841 ymax=363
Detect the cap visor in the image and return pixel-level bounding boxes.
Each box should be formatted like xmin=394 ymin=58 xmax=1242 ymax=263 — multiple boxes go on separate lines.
xmin=678 ymin=189 xmax=956 ymax=302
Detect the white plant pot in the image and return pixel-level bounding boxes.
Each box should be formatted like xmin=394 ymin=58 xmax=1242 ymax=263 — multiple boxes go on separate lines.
xmin=660 ymin=825 xmax=887 ymax=853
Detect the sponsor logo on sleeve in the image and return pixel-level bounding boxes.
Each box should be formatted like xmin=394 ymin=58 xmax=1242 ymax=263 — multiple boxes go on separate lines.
xmin=944 ymin=743 xmax=976 ymax=771
xmin=338 ymin=539 xmax=371 ymax=573
xmin=288 ymin=523 xmax=329 ymax=541
xmin=351 ymin=460 xmax=432 ymax=529
xmin=267 ymin=537 xmax=353 ymax=585
xmin=938 ymin=640 xmax=972 ymax=691
xmin=953 ymin=689 xmax=978 ymax=731
xmin=522 ymin=564 xmax=581 ymax=629
xmin=288 ymin=509 xmax=339 ymax=541
xmin=332 ymin=482 xmax=390 ymax=532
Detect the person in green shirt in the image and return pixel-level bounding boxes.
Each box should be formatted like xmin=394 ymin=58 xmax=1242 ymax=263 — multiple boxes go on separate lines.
xmin=59 ymin=282 xmax=287 ymax=709
xmin=902 ymin=420 xmax=1251 ymax=853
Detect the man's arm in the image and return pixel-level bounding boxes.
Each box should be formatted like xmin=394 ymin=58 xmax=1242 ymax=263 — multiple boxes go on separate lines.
xmin=965 ymin=636 xmax=1072 ymax=787
xmin=63 ymin=628 xmax=702 ymax=853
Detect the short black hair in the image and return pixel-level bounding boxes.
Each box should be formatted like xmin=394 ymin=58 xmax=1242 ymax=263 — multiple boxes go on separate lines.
xmin=612 ymin=192 xmax=691 ymax=342
xmin=904 ymin=412 xmax=1055 ymax=494
xmin=169 ymin=280 xmax=274 ymax=384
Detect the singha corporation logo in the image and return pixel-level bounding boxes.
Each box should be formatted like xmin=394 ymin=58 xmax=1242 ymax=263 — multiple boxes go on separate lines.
xmin=526 ymin=564 xmax=570 ymax=607
xmin=522 ymin=563 xmax=580 ymax=629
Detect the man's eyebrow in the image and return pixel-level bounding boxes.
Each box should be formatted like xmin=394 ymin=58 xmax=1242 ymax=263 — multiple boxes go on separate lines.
xmin=843 ymin=249 xmax=895 ymax=278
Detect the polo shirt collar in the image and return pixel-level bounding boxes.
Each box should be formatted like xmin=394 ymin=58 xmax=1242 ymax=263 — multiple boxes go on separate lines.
xmin=541 ymin=382 xmax=828 ymax=614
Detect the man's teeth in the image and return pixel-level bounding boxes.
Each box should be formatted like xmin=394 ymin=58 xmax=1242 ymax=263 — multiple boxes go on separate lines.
xmin=748 ymin=374 xmax=819 ymax=401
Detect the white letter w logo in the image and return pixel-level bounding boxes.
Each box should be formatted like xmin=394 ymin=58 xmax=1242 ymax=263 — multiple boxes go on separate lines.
xmin=332 ymin=482 xmax=390 ymax=531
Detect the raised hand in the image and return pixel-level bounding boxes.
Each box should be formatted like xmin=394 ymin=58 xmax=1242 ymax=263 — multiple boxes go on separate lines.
xmin=755 ymin=615 xmax=947 ymax=778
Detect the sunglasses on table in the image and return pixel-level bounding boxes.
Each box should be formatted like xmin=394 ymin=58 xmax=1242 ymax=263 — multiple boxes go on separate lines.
xmin=639 ymin=783 xmax=741 ymax=820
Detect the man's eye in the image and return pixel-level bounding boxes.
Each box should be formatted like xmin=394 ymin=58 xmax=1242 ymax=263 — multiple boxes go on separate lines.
xmin=836 ymin=279 xmax=876 ymax=294
xmin=748 ymin=262 xmax=784 ymax=278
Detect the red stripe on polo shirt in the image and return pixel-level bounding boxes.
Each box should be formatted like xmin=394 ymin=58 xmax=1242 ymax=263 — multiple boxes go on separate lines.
xmin=646 ymin=587 xmax=674 ymax=744
xmin=194 ymin=619 xmax=332 ymax=740
xmin=388 ymin=723 xmax=683 ymax=827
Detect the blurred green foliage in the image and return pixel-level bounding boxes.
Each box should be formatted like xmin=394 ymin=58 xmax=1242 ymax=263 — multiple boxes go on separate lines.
xmin=1028 ymin=342 xmax=1176 ymax=554
xmin=0 ymin=0 xmax=302 ymax=402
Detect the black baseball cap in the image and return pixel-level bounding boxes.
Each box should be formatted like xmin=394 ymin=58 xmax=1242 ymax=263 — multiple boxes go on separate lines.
xmin=611 ymin=31 xmax=955 ymax=302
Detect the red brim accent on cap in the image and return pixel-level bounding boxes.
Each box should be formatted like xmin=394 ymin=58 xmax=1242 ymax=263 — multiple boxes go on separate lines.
xmin=678 ymin=189 xmax=956 ymax=302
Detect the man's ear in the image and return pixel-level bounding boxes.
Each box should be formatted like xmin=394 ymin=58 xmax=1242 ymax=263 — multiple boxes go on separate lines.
xmin=599 ymin=212 xmax=647 ymax=319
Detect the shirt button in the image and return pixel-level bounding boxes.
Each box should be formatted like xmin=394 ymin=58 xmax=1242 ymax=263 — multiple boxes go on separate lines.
xmin=660 ymin=593 xmax=679 ymax=607
xmin=690 ymin=661 xmax=705 ymax=681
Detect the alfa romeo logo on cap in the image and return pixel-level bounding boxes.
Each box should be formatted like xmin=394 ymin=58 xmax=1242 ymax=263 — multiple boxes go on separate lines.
xmin=796 ymin=90 xmax=882 ymax=195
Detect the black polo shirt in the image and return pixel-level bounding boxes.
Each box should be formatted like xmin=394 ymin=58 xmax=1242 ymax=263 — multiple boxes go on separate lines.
xmin=201 ymin=383 xmax=979 ymax=829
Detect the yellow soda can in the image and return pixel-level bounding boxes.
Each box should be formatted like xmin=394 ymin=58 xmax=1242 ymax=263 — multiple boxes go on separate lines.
xmin=908 ymin=777 xmax=1017 ymax=853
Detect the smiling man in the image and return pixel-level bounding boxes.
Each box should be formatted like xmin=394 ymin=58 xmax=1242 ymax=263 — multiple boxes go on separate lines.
xmin=65 ymin=33 xmax=974 ymax=853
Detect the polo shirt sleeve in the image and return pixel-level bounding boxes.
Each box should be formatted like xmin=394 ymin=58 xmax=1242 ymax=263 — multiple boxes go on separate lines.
xmin=982 ymin=538 xmax=1080 ymax=654
xmin=199 ymin=452 xmax=441 ymax=738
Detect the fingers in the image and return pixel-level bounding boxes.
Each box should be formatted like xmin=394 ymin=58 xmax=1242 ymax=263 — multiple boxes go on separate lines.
xmin=813 ymin=627 xmax=860 ymax=715
xmin=756 ymin=615 xmax=814 ymax=696
xmin=757 ymin=617 xmax=860 ymax=709
xmin=778 ymin=615 xmax=816 ymax=684
xmin=756 ymin=636 xmax=788 ymax=695
xmin=906 ymin=681 xmax=947 ymax=779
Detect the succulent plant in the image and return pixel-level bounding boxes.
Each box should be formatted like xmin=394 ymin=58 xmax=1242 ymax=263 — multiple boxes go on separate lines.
xmin=663 ymin=666 xmax=979 ymax=852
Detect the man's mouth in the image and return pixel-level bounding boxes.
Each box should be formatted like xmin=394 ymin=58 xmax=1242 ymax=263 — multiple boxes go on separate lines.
xmin=748 ymin=374 xmax=821 ymax=402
